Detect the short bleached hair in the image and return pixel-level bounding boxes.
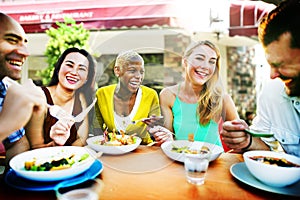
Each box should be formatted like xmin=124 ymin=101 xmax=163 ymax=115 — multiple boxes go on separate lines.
xmin=115 ymin=50 xmax=144 ymax=69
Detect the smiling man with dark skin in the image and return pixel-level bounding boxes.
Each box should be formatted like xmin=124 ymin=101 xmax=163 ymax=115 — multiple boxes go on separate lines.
xmin=221 ymin=0 xmax=300 ymax=157
xmin=0 ymin=13 xmax=46 ymax=163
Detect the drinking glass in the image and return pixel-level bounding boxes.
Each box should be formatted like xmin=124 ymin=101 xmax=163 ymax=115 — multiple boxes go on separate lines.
xmin=184 ymin=151 xmax=210 ymax=185
xmin=56 ymin=178 xmax=103 ymax=200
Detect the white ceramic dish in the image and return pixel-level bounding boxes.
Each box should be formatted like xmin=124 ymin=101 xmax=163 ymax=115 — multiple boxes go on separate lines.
xmin=243 ymin=151 xmax=300 ymax=187
xmin=161 ymin=140 xmax=224 ymax=163
xmin=86 ymin=135 xmax=142 ymax=155
xmin=230 ymin=162 xmax=300 ymax=197
xmin=5 ymin=160 xmax=103 ymax=191
xmin=9 ymin=146 xmax=95 ymax=182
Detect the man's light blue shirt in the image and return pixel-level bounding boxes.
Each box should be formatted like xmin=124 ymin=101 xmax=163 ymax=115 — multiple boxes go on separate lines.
xmin=250 ymin=78 xmax=300 ymax=157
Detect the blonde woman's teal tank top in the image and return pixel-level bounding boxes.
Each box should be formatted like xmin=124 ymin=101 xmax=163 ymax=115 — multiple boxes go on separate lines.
xmin=172 ymin=96 xmax=223 ymax=147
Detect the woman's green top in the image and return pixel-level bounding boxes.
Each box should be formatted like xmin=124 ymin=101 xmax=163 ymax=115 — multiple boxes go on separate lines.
xmin=172 ymin=95 xmax=223 ymax=148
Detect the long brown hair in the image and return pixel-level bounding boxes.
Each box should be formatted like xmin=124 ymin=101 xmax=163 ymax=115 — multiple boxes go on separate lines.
xmin=183 ymin=40 xmax=224 ymax=125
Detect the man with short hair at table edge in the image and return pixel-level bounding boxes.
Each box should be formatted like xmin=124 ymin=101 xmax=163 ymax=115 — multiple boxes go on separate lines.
xmin=221 ymin=0 xmax=300 ymax=157
xmin=0 ymin=12 xmax=47 ymax=164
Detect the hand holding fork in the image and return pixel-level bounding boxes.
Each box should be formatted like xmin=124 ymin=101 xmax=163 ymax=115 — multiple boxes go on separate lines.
xmin=147 ymin=125 xmax=174 ymax=146
xmin=131 ymin=115 xmax=164 ymax=127
xmin=48 ymin=98 xmax=97 ymax=123
xmin=48 ymin=98 xmax=97 ymax=145
xmin=49 ymin=120 xmax=73 ymax=146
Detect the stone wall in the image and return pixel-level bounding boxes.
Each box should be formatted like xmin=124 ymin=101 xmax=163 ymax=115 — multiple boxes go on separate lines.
xmin=163 ymin=33 xmax=191 ymax=86
xmin=226 ymin=46 xmax=257 ymax=119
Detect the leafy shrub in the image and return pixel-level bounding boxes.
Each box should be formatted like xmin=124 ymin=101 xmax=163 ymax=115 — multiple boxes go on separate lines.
xmin=37 ymin=17 xmax=90 ymax=85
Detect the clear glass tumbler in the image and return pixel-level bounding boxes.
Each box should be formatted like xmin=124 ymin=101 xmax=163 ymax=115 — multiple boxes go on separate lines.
xmin=56 ymin=178 xmax=103 ymax=200
xmin=184 ymin=151 xmax=210 ymax=185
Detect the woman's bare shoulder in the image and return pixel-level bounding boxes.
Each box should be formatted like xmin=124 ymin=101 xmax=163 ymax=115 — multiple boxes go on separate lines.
xmin=79 ymin=92 xmax=88 ymax=108
xmin=159 ymin=85 xmax=178 ymax=107
xmin=160 ymin=84 xmax=178 ymax=97
xmin=222 ymin=93 xmax=234 ymax=102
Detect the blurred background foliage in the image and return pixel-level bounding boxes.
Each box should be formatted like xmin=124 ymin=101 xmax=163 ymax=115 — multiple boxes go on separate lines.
xmin=37 ymin=17 xmax=91 ymax=85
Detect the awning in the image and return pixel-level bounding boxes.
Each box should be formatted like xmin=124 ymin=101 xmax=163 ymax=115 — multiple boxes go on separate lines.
xmin=2 ymin=0 xmax=276 ymax=37
xmin=229 ymin=0 xmax=276 ymax=37
xmin=1 ymin=0 xmax=180 ymax=33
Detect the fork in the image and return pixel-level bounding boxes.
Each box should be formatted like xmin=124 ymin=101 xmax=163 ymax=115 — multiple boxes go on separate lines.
xmin=147 ymin=141 xmax=158 ymax=146
xmin=48 ymin=98 xmax=97 ymax=123
xmin=47 ymin=104 xmax=74 ymax=121
xmin=131 ymin=116 xmax=163 ymax=124
xmin=73 ymin=98 xmax=97 ymax=122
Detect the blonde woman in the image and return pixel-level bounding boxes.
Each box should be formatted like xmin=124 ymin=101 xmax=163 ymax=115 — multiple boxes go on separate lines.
xmin=150 ymin=40 xmax=239 ymax=148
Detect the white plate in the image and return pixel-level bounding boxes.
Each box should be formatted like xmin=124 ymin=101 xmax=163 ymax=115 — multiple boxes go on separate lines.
xmin=230 ymin=162 xmax=300 ymax=197
xmin=86 ymin=135 xmax=142 ymax=155
xmin=5 ymin=160 xmax=103 ymax=191
xmin=9 ymin=146 xmax=95 ymax=182
xmin=161 ymin=140 xmax=224 ymax=162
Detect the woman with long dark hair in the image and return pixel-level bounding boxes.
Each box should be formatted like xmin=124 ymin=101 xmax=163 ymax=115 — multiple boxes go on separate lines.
xmin=26 ymin=47 xmax=96 ymax=148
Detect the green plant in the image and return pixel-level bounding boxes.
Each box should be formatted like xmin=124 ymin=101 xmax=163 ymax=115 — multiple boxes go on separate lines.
xmin=37 ymin=17 xmax=90 ymax=85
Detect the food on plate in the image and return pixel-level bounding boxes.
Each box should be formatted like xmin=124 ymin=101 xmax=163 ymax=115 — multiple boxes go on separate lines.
xmin=243 ymin=151 xmax=300 ymax=187
xmin=250 ymin=156 xmax=300 ymax=168
xmin=24 ymin=153 xmax=90 ymax=171
xmin=96 ymin=127 xmax=137 ymax=146
xmin=171 ymin=145 xmax=210 ymax=154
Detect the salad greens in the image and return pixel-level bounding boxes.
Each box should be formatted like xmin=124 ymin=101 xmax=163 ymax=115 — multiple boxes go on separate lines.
xmin=24 ymin=153 xmax=90 ymax=171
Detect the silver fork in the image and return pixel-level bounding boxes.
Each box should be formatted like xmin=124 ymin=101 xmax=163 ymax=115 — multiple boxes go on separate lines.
xmin=3 ymin=76 xmax=96 ymax=123
xmin=131 ymin=116 xmax=163 ymax=124
xmin=48 ymin=98 xmax=97 ymax=123
xmin=73 ymin=98 xmax=97 ymax=122
xmin=47 ymin=104 xmax=74 ymax=121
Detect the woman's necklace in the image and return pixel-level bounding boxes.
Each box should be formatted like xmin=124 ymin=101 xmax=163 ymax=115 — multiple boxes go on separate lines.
xmin=114 ymin=112 xmax=131 ymax=132
xmin=115 ymin=92 xmax=131 ymax=101
xmin=114 ymin=90 xmax=138 ymax=131
xmin=114 ymin=92 xmax=136 ymax=116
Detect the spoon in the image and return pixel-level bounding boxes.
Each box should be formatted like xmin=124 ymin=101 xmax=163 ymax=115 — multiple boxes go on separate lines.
xmin=244 ymin=129 xmax=274 ymax=137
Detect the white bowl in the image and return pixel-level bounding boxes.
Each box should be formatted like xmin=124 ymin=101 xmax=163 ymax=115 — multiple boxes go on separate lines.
xmin=161 ymin=140 xmax=224 ymax=163
xmin=9 ymin=146 xmax=95 ymax=182
xmin=86 ymin=135 xmax=141 ymax=155
xmin=243 ymin=151 xmax=300 ymax=187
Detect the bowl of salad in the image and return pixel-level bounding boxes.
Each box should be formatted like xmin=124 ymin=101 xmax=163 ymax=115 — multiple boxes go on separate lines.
xmin=86 ymin=131 xmax=142 ymax=155
xmin=161 ymin=140 xmax=224 ymax=163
